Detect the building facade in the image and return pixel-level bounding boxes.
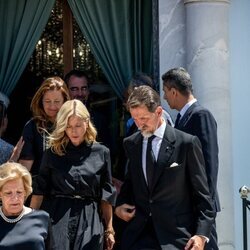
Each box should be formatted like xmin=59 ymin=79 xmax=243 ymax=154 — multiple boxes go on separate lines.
xmin=159 ymin=1 xmax=250 ymax=249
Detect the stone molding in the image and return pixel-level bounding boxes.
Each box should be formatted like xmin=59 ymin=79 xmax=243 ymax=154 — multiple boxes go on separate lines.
xmin=184 ymin=0 xmax=230 ymax=4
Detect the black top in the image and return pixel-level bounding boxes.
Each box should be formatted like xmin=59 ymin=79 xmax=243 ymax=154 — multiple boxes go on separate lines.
xmin=20 ymin=119 xmax=53 ymax=175
xmin=34 ymin=141 xmax=116 ymax=250
xmin=0 ymin=210 xmax=52 ymax=250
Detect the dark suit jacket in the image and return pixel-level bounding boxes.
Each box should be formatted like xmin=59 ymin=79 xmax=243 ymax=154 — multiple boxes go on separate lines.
xmin=175 ymin=102 xmax=220 ymax=212
xmin=116 ymin=125 xmax=215 ymax=249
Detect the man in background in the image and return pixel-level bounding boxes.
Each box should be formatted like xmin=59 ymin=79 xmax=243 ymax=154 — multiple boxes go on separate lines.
xmin=162 ymin=67 xmax=220 ymax=250
xmin=0 ymin=99 xmax=13 ymax=163
xmin=64 ymin=69 xmax=90 ymax=106
xmin=0 ymin=93 xmax=24 ymax=163
xmin=64 ymin=69 xmax=113 ymax=156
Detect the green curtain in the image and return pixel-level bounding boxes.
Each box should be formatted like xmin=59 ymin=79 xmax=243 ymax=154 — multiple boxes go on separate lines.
xmin=0 ymin=0 xmax=55 ymax=95
xmin=67 ymin=0 xmax=153 ymax=100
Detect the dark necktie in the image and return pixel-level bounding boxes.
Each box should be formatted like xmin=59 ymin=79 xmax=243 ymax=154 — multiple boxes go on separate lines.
xmin=146 ymin=135 xmax=156 ymax=189
xmin=174 ymin=113 xmax=181 ymax=128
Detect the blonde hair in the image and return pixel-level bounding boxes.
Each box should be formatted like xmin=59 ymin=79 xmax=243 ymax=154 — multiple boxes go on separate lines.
xmin=49 ymin=99 xmax=97 ymax=155
xmin=0 ymin=162 xmax=32 ymax=199
xmin=31 ymin=77 xmax=70 ymax=132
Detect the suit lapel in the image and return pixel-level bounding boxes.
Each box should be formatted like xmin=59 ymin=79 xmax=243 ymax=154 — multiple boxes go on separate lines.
xmin=177 ymin=102 xmax=199 ymax=128
xmin=129 ymin=133 xmax=149 ymax=189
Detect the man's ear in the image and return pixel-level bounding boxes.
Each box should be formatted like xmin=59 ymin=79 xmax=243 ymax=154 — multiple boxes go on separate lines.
xmin=156 ymin=106 xmax=163 ymax=117
xmin=171 ymin=87 xmax=178 ymax=96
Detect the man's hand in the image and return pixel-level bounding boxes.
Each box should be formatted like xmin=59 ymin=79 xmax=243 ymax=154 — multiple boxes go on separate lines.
xmin=185 ymin=235 xmax=206 ymax=250
xmin=115 ymin=204 xmax=136 ymax=222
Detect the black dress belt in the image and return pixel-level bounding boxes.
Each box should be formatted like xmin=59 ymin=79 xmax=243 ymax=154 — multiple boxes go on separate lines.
xmin=54 ymin=194 xmax=98 ymax=201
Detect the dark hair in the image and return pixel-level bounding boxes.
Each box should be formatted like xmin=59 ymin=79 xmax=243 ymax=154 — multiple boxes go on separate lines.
xmin=162 ymin=67 xmax=193 ymax=96
xmin=64 ymin=70 xmax=89 ymax=86
xmin=0 ymin=100 xmax=6 ymax=126
xmin=127 ymin=85 xmax=160 ymax=113
xmin=130 ymin=72 xmax=153 ymax=88
xmin=127 ymin=73 xmax=153 ymax=96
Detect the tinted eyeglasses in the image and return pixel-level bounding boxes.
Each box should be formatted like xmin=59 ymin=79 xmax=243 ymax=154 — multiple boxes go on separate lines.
xmin=69 ymin=86 xmax=88 ymax=92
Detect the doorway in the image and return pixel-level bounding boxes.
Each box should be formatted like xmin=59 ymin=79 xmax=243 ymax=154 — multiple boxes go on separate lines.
xmin=4 ymin=0 xmax=121 ymax=169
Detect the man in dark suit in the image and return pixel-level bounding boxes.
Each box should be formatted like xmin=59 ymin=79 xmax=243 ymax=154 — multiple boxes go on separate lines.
xmin=115 ymin=86 xmax=215 ymax=250
xmin=162 ymin=67 xmax=220 ymax=250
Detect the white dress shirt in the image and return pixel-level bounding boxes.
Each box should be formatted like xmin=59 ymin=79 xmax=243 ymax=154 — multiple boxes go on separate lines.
xmin=178 ymin=98 xmax=197 ymax=120
xmin=142 ymin=119 xmax=166 ymax=183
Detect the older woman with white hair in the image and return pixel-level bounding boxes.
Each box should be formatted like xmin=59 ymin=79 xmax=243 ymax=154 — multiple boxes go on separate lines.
xmin=0 ymin=162 xmax=52 ymax=249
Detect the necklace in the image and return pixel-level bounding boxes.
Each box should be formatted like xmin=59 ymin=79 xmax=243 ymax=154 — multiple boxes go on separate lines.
xmin=0 ymin=206 xmax=25 ymax=223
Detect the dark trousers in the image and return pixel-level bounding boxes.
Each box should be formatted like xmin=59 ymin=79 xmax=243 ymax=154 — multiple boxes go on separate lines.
xmin=205 ymin=219 xmax=219 ymax=250
xmin=113 ymin=216 xmax=127 ymax=250
xmin=129 ymin=219 xmax=161 ymax=250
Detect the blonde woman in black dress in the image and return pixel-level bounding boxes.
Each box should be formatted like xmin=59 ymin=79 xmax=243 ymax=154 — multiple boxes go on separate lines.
xmin=30 ymin=100 xmax=116 ymax=250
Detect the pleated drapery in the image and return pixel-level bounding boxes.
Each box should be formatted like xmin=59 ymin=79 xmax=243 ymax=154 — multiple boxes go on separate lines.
xmin=67 ymin=0 xmax=153 ymax=100
xmin=0 ymin=0 xmax=55 ymax=95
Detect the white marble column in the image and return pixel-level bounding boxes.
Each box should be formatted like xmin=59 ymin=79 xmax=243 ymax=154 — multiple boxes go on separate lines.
xmin=184 ymin=0 xmax=233 ymax=249
xmin=159 ymin=0 xmax=186 ymax=118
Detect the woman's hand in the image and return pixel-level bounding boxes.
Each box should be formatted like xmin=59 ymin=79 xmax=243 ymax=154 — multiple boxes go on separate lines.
xmin=9 ymin=136 xmax=24 ymax=162
xmin=112 ymin=177 xmax=123 ymax=195
xmin=101 ymin=201 xmax=116 ymax=249
xmin=105 ymin=231 xmax=115 ymax=250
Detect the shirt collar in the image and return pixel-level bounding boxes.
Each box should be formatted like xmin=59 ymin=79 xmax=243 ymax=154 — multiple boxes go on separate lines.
xmin=142 ymin=118 xmax=166 ymax=141
xmin=179 ymin=98 xmax=197 ymax=117
xmin=154 ymin=119 xmax=166 ymax=139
